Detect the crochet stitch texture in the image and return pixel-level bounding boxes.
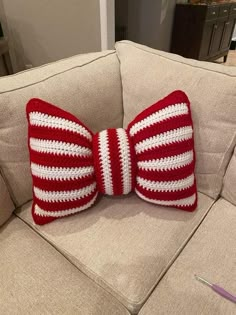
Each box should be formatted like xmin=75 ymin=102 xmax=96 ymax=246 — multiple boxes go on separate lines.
xmin=27 ymin=90 xmax=197 ymax=225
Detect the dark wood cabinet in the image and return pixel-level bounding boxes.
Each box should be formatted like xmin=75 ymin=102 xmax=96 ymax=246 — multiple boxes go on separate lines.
xmin=171 ymin=2 xmax=236 ymax=62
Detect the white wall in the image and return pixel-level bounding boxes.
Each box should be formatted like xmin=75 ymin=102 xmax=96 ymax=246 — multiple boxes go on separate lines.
xmin=0 ymin=0 xmax=177 ymax=74
xmin=100 ymin=0 xmax=115 ymax=50
xmin=0 ymin=0 xmax=101 ymax=72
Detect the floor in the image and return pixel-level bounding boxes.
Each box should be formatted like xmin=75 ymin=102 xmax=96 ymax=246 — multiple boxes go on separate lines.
xmin=215 ymin=50 xmax=236 ymax=66
xmin=225 ymin=50 xmax=236 ymax=66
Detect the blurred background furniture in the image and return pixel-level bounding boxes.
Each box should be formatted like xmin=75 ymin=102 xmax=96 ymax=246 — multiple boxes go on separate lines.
xmin=171 ymin=2 xmax=236 ymax=62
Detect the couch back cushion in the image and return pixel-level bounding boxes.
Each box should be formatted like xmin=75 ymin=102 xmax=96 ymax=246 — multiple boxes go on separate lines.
xmin=0 ymin=50 xmax=123 ymax=206
xmin=221 ymin=148 xmax=236 ymax=205
xmin=0 ymin=169 xmax=15 ymax=226
xmin=116 ymin=41 xmax=236 ymax=199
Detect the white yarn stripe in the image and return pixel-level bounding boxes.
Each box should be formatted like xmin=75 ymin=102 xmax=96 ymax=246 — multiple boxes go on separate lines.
xmin=116 ymin=128 xmax=132 ymax=194
xmin=29 ymin=112 xmax=92 ymax=141
xmin=129 ymin=103 xmax=188 ymax=136
xmin=137 ymin=174 xmax=194 ymax=192
xmin=98 ymin=130 xmax=113 ymax=195
xmin=138 ymin=150 xmax=194 ymax=171
xmin=31 ymin=163 xmax=94 ymax=181
xmin=34 ymin=182 xmax=96 ymax=203
xmin=34 ymin=192 xmax=98 ymax=217
xmin=135 ymin=126 xmax=193 ymax=154
xmin=136 ymin=190 xmax=196 ymax=207
xmin=30 ymin=138 xmax=92 ymax=157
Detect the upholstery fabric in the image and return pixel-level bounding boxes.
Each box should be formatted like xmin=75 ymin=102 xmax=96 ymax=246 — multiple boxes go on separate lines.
xmin=0 ymin=170 xmax=15 ymax=226
xmin=139 ymin=198 xmax=236 ymax=315
xmin=0 ymin=50 xmax=123 ymax=207
xmin=17 ymin=192 xmax=213 ymax=313
xmin=26 ymin=90 xmax=197 ymax=225
xmin=222 ymin=147 xmax=236 ymax=205
xmin=116 ymin=41 xmax=236 ymax=199
xmin=0 ymin=216 xmax=130 ymax=315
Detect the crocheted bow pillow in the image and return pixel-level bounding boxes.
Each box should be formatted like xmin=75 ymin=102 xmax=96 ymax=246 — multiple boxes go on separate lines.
xmin=27 ymin=90 xmax=197 ymax=225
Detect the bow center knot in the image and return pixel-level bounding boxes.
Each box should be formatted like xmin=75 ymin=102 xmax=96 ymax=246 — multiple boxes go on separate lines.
xmin=93 ymin=128 xmax=135 ymax=195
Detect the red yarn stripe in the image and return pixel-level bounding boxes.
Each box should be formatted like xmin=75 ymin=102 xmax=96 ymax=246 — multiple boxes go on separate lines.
xmin=136 ymin=183 xmax=196 ymax=202
xmin=131 ymin=117 xmax=191 ymax=145
xmin=136 ymin=139 xmax=194 ymax=162
xmin=32 ymin=203 xmax=56 ymax=225
xmin=29 ymin=126 xmax=92 ymax=148
xmin=108 ymin=129 xmax=123 ymax=195
xmin=34 ymin=188 xmax=98 ymax=212
xmin=175 ymin=194 xmax=197 ymax=212
xmin=137 ymin=161 xmax=195 ymax=181
xmin=128 ymin=90 xmax=190 ymax=132
xmin=27 ymin=98 xmax=93 ymax=135
xmin=30 ymin=153 xmax=94 ymax=168
xmin=32 ymin=175 xmax=96 ymax=192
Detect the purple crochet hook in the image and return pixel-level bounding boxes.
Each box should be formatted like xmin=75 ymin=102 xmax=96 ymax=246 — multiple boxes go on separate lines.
xmin=195 ymin=275 xmax=236 ymax=303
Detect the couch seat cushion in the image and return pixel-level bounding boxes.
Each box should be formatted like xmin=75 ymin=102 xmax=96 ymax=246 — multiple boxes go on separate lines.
xmin=139 ymin=198 xmax=236 ymax=315
xmin=17 ymin=192 xmax=213 ymax=313
xmin=116 ymin=40 xmax=236 ymax=200
xmin=0 ymin=216 xmax=129 ymax=315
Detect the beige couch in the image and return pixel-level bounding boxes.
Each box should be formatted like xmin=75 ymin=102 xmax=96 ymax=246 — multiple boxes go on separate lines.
xmin=0 ymin=41 xmax=235 ymax=315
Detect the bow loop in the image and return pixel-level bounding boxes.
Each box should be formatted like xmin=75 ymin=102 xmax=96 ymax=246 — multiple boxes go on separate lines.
xmin=27 ymin=98 xmax=97 ymax=225
xmin=128 ymin=90 xmax=196 ymax=210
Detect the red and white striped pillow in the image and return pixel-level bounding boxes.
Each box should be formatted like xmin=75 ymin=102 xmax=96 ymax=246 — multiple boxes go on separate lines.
xmin=27 ymin=90 xmax=197 ymax=225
